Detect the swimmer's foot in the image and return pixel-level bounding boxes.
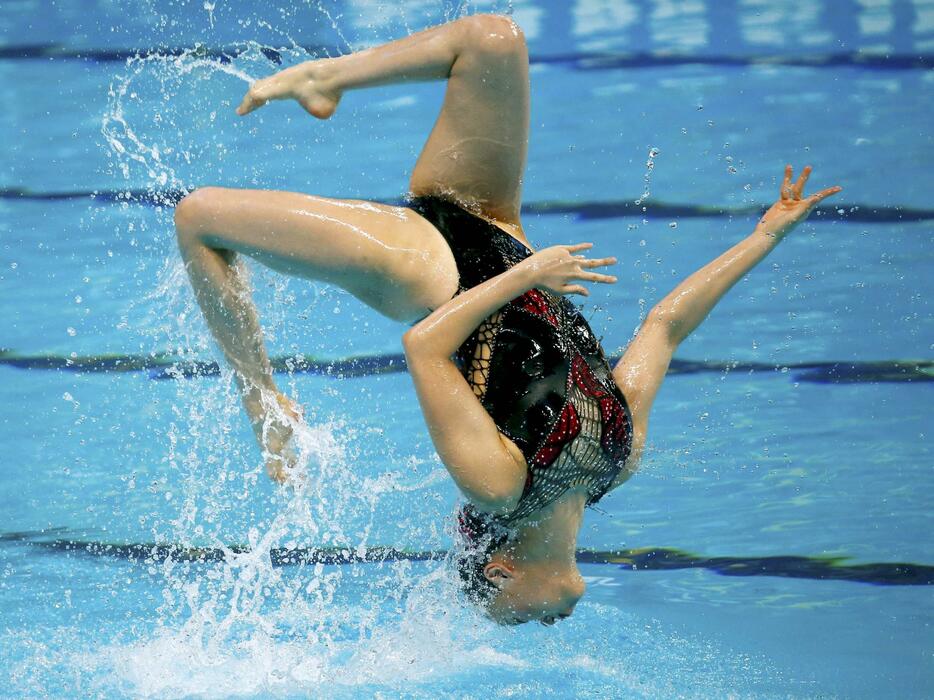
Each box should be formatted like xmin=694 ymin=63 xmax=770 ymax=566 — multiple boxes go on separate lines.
xmin=245 ymin=391 xmax=305 ymax=484
xmin=236 ymin=59 xmax=343 ymax=119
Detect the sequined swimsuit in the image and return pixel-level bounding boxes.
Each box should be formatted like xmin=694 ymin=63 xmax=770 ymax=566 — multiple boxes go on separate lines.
xmin=405 ymin=195 xmax=633 ymax=534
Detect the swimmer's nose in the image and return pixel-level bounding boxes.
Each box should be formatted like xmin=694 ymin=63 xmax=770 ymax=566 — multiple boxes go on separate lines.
xmin=541 ymin=612 xmax=572 ymax=626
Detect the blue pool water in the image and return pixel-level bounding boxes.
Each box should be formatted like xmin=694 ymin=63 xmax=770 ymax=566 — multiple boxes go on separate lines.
xmin=1 ymin=1 xmax=932 ymax=697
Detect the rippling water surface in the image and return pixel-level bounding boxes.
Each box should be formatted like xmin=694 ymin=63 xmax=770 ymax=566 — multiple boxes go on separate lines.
xmin=1 ymin=1 xmax=932 ymax=697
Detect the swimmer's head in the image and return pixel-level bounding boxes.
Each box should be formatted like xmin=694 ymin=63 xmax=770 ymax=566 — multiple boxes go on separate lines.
xmin=481 ymin=554 xmax=584 ymax=625
xmin=455 ymin=506 xmax=584 ymax=625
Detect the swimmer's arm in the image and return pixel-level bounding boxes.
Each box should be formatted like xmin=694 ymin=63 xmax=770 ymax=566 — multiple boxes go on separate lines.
xmin=643 ymin=166 xmax=841 ymax=347
xmin=403 ymin=245 xmax=616 ymax=511
xmin=402 ymin=263 xmax=535 ymax=512
xmin=408 ymin=243 xmax=616 ymax=358
xmin=610 ymin=165 xmax=841 ymax=493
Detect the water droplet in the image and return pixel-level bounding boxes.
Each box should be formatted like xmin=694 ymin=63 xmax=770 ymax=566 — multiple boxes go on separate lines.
xmin=74 ymin=295 xmax=82 ymax=304
xmin=668 ymin=221 xmax=678 ymax=229
xmin=727 ymin=166 xmax=738 ymax=174
xmin=9 ymin=262 xmax=17 ymax=270
xmin=66 ymin=327 xmax=77 ymax=336
xmin=62 ymin=392 xmax=73 ymax=401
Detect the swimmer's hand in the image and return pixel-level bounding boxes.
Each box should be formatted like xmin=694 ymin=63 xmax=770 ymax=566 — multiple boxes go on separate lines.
xmin=756 ymin=164 xmax=842 ymax=239
xmin=519 ymin=243 xmax=617 ymax=297
xmin=236 ymin=59 xmax=342 ymax=118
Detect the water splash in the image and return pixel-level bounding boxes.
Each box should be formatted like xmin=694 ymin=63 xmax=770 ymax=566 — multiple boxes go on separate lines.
xmin=75 ymin=6 xmax=782 ymax=698
xmin=633 ymin=145 xmax=660 ymax=208
xmin=94 ymin=33 xmax=463 ymax=695
xmin=101 ymin=47 xmax=259 ymax=195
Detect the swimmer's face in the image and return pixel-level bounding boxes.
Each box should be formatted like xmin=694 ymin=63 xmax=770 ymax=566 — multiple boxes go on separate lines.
xmin=482 ymin=558 xmax=585 ymax=626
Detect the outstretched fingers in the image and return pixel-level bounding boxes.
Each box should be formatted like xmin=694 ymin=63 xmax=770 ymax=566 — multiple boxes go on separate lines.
xmin=580 ymin=271 xmax=618 ymax=284
xmin=564 ymin=284 xmax=590 ymax=296
xmin=781 ymin=163 xmax=840 ymax=205
xmin=535 ymin=243 xmax=618 ymax=296
xmin=781 ymin=164 xmax=794 ymax=201
xmin=580 ymin=256 xmax=617 ymax=268
xmin=576 ymin=254 xmax=617 ymax=284
xmin=808 ymin=185 xmax=843 ymax=205
xmin=793 ymin=165 xmax=812 ymax=199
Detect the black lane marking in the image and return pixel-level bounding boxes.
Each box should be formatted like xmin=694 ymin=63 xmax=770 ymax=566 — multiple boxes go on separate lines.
xmin=2 ymin=44 xmax=932 ymax=70
xmin=1 ymin=349 xmax=931 ymax=384
xmin=582 ymin=549 xmax=934 ymax=586
xmin=7 ymin=534 xmax=931 ymax=586
xmin=2 ymin=187 xmax=932 ymax=223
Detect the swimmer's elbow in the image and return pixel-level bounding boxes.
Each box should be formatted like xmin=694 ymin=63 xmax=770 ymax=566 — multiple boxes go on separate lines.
xmin=644 ymin=304 xmax=683 ymax=350
xmin=464 ymin=479 xmax=522 ymax=517
xmin=402 ymin=327 xmax=426 ymax=357
xmin=402 ymin=324 xmax=444 ymax=361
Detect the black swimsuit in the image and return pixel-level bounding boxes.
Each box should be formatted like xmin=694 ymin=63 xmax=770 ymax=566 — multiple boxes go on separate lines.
xmin=405 ymin=194 xmax=633 ymax=537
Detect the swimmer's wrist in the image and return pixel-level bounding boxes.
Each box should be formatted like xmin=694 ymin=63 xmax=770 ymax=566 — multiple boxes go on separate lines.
xmin=512 ymin=257 xmax=543 ymax=292
xmin=754 ymin=222 xmax=790 ymax=242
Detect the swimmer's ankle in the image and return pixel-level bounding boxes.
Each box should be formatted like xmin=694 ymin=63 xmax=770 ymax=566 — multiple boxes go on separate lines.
xmin=301 ymin=58 xmax=343 ymax=102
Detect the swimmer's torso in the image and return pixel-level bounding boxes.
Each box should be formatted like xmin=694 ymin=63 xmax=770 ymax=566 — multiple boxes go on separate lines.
xmin=405 ymin=195 xmax=633 ymax=524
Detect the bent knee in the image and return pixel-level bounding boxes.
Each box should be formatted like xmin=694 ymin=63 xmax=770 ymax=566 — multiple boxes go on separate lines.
xmin=462 ymin=13 xmax=526 ymax=55
xmin=174 ymin=187 xmax=225 ymax=243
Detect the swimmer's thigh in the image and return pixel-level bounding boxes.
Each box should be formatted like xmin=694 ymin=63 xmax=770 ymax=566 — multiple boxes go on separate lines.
xmin=174 ymin=187 xmax=459 ymax=321
xmin=408 ymin=15 xmax=530 ymax=224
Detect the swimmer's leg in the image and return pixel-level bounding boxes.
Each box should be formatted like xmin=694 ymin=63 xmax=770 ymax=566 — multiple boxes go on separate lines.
xmin=403 ymin=14 xmax=530 ymax=224
xmin=238 ymin=14 xmax=530 ymax=225
xmin=174 ymin=187 xmax=458 ymax=481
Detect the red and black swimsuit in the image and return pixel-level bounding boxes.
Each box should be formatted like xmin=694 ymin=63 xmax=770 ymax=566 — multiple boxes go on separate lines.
xmin=405 ymin=194 xmax=633 ymax=535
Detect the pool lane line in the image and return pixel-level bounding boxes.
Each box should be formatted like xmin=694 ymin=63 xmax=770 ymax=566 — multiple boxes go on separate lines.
xmin=10 ymin=536 xmax=933 ymax=586
xmin=1 ymin=44 xmax=932 ymax=70
xmin=3 ymin=187 xmax=932 ymax=223
xmin=1 ymin=349 xmax=931 ymax=384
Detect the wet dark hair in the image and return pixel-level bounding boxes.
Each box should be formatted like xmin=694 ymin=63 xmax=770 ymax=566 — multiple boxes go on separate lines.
xmin=454 ymin=505 xmax=513 ymax=605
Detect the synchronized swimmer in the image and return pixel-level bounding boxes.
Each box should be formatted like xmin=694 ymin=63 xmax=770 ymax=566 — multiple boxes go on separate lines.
xmin=173 ymin=14 xmax=841 ymax=625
